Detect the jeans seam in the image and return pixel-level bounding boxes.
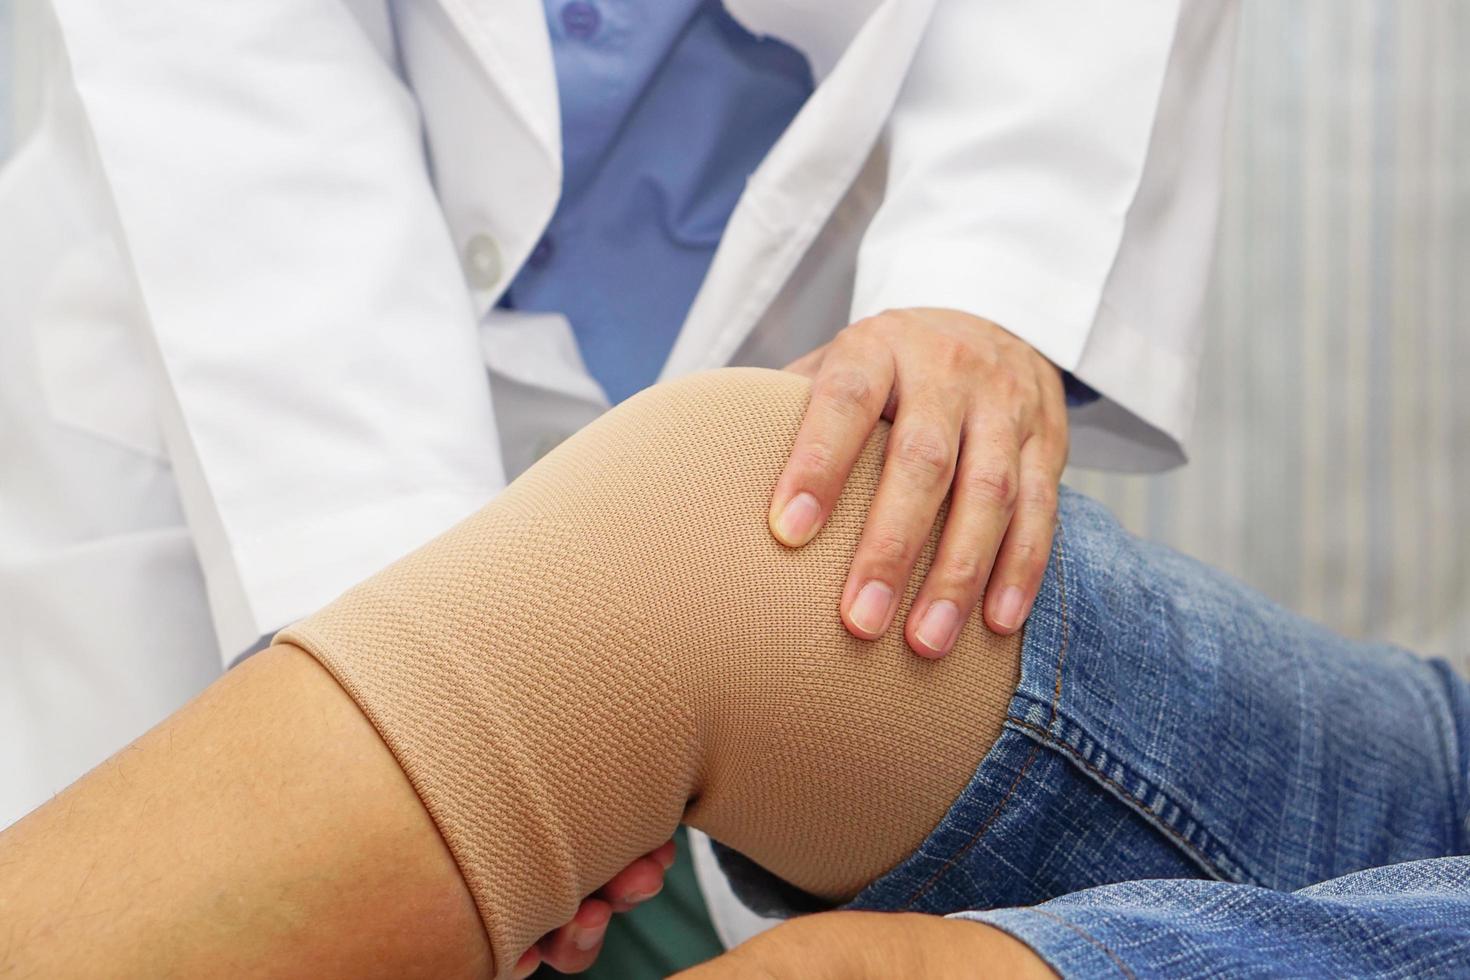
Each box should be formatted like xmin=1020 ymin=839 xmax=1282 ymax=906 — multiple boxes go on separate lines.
xmin=897 ymin=521 xmax=1071 ymax=910
xmin=1049 ymin=518 xmax=1071 ymax=728
xmin=1007 ymin=716 xmax=1254 ymax=886
xmin=897 ymin=741 xmax=1044 ymax=911
xmin=1036 ymin=513 xmax=1254 ymax=886
xmin=1026 ymin=907 xmax=1137 ymax=979
xmin=1408 ymin=661 xmax=1468 ymax=855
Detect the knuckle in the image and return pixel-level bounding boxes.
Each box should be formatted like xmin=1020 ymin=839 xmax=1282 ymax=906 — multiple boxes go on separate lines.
xmin=791 ymin=438 xmax=841 ymax=476
xmin=869 ymin=309 xmax=908 ymax=332
xmin=942 ymin=550 xmax=988 ymax=591
xmin=933 ymin=335 xmax=972 ymax=372
xmin=844 ymin=314 xmax=890 ymax=341
xmin=961 ymin=464 xmax=1019 ymax=509
xmin=865 ymin=525 xmax=912 ymax=566
xmin=1019 ymin=478 xmax=1059 ymax=513
xmin=890 ymin=426 xmax=954 ymax=485
xmin=988 ymin=365 xmax=1022 ymax=401
xmin=1006 ymin=538 xmax=1049 ymax=572
xmin=816 ymin=366 xmax=880 ymax=418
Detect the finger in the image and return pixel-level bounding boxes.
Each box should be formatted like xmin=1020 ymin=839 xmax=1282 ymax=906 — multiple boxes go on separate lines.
xmin=904 ymin=423 xmax=1022 ymax=658
xmin=983 ymin=437 xmax=1063 ymax=635
xmin=598 ymin=853 xmax=669 ymax=912
xmin=841 ymin=398 xmax=963 ymax=640
xmin=537 ymin=898 xmax=613 ymax=974
xmin=783 ymin=345 xmax=827 ymax=378
xmin=649 ymin=838 xmax=677 ymax=871
xmin=513 ymin=945 xmax=543 ymax=979
xmin=769 ymin=345 xmax=894 ymax=549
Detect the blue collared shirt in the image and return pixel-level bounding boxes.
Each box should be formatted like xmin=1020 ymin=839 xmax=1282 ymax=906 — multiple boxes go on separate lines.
xmin=500 ymin=0 xmax=813 ymax=404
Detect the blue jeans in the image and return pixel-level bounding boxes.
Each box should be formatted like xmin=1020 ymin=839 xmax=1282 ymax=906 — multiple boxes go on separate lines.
xmin=721 ymin=488 xmax=1470 ymax=976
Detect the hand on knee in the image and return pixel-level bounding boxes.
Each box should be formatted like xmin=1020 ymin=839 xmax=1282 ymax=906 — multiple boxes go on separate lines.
xmin=280 ymin=369 xmax=1022 ymax=976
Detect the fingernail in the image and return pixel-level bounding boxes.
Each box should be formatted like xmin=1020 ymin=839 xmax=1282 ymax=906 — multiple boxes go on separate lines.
xmin=626 ymin=884 xmax=663 ymax=905
xmin=915 ymin=599 xmax=961 ymax=654
xmin=849 ymin=581 xmax=895 ymax=636
xmin=773 ymin=492 xmax=822 ymax=547
xmin=992 ymin=586 xmax=1026 ymax=632
xmin=574 ymin=922 xmax=607 ymax=951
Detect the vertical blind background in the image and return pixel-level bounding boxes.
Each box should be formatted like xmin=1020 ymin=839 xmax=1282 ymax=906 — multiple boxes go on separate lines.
xmin=1066 ymin=0 xmax=1470 ymax=669
xmin=2 ymin=1 xmax=1467 ymax=668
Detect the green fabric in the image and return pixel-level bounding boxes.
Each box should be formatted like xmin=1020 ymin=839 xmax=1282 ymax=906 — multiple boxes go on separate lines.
xmin=536 ymin=827 xmax=726 ymax=979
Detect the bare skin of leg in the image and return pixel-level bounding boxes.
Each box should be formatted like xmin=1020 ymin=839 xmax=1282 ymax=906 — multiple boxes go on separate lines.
xmin=0 ymin=647 xmax=488 ymax=980
xmin=0 ymin=370 xmax=1051 ymax=976
xmin=273 ymin=370 xmax=1026 ymax=974
xmin=0 ymin=645 xmax=1047 ymax=979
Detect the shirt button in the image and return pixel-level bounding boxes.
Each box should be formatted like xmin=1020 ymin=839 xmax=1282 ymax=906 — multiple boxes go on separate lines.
xmin=463 ymin=234 xmax=503 ymax=290
xmin=527 ymin=235 xmax=555 ymax=269
xmin=561 ymin=1 xmax=601 ymax=40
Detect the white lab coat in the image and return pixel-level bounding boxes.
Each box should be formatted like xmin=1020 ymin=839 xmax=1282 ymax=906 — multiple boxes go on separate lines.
xmin=0 ymin=0 xmax=1238 ymax=946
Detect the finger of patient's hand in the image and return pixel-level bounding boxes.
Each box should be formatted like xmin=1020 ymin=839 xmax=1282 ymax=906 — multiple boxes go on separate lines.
xmin=514 ymin=946 xmax=543 ymax=979
xmin=649 ymin=839 xmax=677 ymax=870
xmin=537 ymin=899 xmax=612 ymax=974
xmin=983 ymin=439 xmax=1062 ymax=635
xmin=842 ymin=406 xmax=960 ymax=641
xmin=906 ymin=427 xmax=1019 ymax=657
xmin=599 ymin=852 xmax=668 ymax=912
xmin=770 ymin=348 xmax=893 ymax=549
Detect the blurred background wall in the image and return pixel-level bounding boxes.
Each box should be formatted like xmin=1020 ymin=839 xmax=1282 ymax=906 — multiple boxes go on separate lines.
xmin=2 ymin=1 xmax=1467 ymax=667
xmin=1066 ymin=1 xmax=1470 ymax=668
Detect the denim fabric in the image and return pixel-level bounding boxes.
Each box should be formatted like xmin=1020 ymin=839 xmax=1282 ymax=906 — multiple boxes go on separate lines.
xmin=718 ymin=486 xmax=1470 ymax=974
xmin=956 ymin=857 xmax=1470 ymax=978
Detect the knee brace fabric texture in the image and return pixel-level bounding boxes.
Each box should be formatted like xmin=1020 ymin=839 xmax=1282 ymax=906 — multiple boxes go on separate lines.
xmin=279 ymin=368 xmax=1021 ymax=976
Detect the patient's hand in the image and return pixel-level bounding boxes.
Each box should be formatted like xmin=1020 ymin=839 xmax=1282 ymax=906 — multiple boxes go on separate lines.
xmin=518 ymin=839 xmax=677 ymax=976
xmin=673 ymin=910 xmax=1055 ymax=979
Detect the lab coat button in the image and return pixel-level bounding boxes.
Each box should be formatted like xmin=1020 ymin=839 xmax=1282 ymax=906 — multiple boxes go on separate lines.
xmin=463 ymin=234 xmax=503 ymax=289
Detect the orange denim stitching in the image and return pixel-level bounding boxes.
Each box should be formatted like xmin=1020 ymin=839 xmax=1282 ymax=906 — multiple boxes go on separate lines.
xmin=899 ymin=742 xmax=1044 ymax=910
xmin=1049 ymin=519 xmax=1071 ymax=727
xmin=1006 ymin=716 xmax=1228 ymax=881
xmin=1028 ymin=906 xmax=1137 ymax=979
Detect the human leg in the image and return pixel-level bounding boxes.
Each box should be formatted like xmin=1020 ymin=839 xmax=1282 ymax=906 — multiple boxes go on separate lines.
xmin=7 ymin=366 xmax=1462 ymax=979
xmin=0 ymin=645 xmax=491 ymax=979
xmin=846 ymin=484 xmax=1469 ymax=922
xmin=279 ymin=367 xmax=1024 ymax=973
xmin=1 ymin=367 xmax=1024 ymax=978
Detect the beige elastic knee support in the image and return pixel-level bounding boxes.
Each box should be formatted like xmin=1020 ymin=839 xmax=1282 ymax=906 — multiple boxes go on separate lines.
xmin=279 ymin=368 xmax=1021 ymax=977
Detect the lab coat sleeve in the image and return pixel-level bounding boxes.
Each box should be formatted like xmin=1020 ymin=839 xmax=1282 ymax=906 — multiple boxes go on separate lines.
xmin=850 ymin=0 xmax=1240 ymax=471
xmin=46 ymin=0 xmax=506 ymax=663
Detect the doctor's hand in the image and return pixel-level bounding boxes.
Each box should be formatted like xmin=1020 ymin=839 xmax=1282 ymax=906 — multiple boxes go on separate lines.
xmin=516 ymin=839 xmax=677 ymax=977
xmin=771 ymin=309 xmax=1068 ymax=657
xmin=673 ymin=910 xmax=1055 ymax=979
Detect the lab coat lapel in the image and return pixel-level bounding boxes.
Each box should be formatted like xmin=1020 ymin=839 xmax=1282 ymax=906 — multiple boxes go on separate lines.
xmin=660 ymin=0 xmax=936 ymax=380
xmin=400 ymin=0 xmax=561 ymax=325
xmin=434 ymin=0 xmax=560 ymax=161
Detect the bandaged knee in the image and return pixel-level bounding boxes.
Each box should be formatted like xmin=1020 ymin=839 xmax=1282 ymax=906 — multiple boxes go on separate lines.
xmin=278 ymin=368 xmax=1021 ymax=977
